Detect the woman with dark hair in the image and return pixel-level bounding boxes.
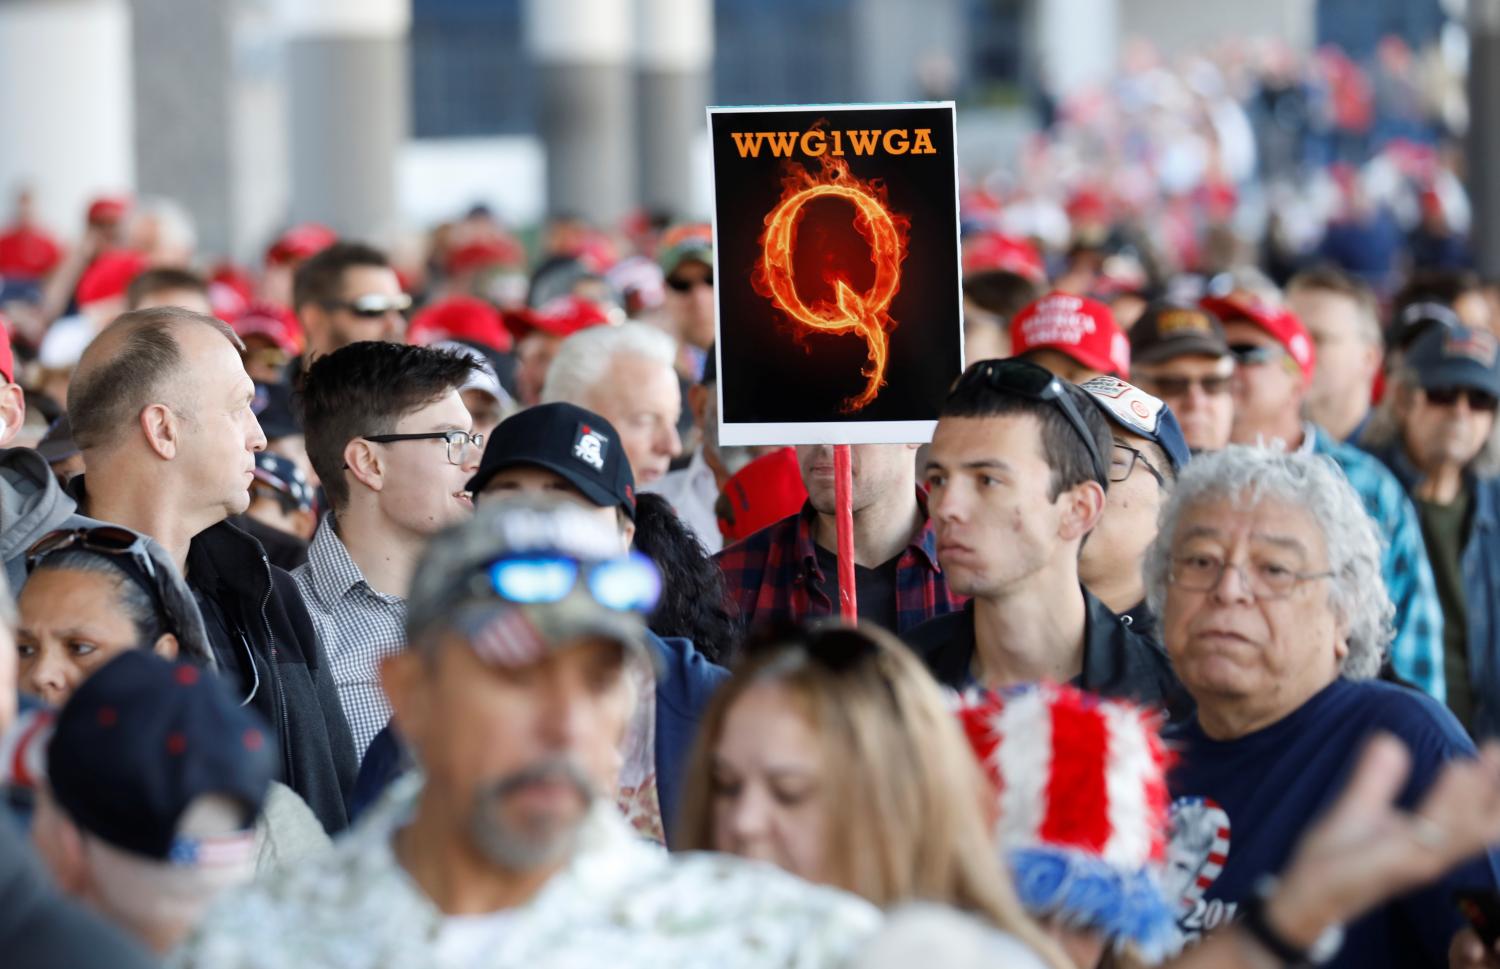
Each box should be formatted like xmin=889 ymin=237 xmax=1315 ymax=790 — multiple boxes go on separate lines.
xmin=632 ymin=492 xmax=740 ymax=665
xmin=15 ymin=525 xmax=213 ymax=707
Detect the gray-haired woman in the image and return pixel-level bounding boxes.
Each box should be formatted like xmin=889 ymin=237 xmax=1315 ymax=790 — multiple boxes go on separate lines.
xmin=1146 ymin=446 xmax=1500 ymax=967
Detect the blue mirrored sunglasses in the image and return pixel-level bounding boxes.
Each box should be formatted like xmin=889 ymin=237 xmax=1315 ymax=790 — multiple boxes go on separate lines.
xmin=483 ymin=552 xmax=662 ymax=614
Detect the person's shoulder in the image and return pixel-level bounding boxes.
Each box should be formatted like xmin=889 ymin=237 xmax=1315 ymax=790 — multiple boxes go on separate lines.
xmin=902 ymin=608 xmax=970 ymax=653
xmin=650 ymin=633 xmax=730 ymax=692
xmin=645 ymin=850 xmax=882 ymax=957
xmin=1321 ymin=437 xmax=1410 ymax=504
xmin=1338 ymin=677 xmax=1475 ymax=753
xmin=713 ymin=510 xmax=803 ymax=565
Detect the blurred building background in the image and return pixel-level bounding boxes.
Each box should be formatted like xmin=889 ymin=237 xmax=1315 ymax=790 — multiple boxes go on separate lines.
xmin=0 ymin=0 xmax=1470 ymax=263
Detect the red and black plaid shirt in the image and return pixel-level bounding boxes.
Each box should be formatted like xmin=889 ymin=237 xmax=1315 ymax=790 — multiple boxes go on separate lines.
xmin=713 ymin=491 xmax=962 ymax=634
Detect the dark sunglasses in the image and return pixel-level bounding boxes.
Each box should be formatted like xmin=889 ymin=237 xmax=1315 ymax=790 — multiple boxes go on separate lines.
xmin=323 ymin=292 xmax=413 ymax=318
xmin=1424 ymin=387 xmax=1500 ymax=412
xmin=1136 ymin=373 xmax=1232 ymax=397
xmin=951 ymin=359 xmax=1109 ymax=487
xmin=1228 ymin=343 xmax=1284 ymax=366
xmin=665 ymin=272 xmax=713 ymax=293
xmin=26 ymin=525 xmax=159 ymax=580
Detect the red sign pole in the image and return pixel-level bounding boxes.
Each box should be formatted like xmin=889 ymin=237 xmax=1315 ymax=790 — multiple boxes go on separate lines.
xmin=833 ymin=444 xmax=858 ymax=623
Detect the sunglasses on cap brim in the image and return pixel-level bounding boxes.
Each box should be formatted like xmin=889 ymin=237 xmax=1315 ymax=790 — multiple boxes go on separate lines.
xmin=463 ymin=551 xmax=662 ymax=614
xmin=950 ymin=359 xmax=1109 ymax=487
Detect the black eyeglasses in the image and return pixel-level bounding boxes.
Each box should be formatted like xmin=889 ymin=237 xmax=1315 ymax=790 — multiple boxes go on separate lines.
xmin=363 ymin=429 xmax=485 ymax=466
xmin=323 ymin=293 xmax=413 ymax=318
xmin=951 ymin=359 xmax=1109 ymax=487
xmin=665 ymin=272 xmax=713 ymax=293
xmin=1424 ymin=387 xmax=1500 ymax=413
xmin=1135 ymin=373 xmax=1233 ymax=397
xmin=1110 ymin=441 xmax=1166 ymax=487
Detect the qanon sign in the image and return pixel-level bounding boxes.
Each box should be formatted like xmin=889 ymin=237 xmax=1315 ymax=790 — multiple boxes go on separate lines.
xmin=752 ymin=155 xmax=911 ymax=413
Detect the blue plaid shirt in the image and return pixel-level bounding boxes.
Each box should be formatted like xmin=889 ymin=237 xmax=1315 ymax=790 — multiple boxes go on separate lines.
xmin=1307 ymin=424 xmax=1446 ymax=701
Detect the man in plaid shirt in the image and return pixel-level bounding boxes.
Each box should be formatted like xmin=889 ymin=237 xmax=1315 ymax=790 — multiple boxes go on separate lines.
xmin=713 ymin=444 xmax=962 ymax=634
xmin=292 ymin=342 xmax=482 ymax=757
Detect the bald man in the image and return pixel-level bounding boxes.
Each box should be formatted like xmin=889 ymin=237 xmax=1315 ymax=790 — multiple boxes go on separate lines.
xmin=63 ymin=307 xmax=357 ymax=834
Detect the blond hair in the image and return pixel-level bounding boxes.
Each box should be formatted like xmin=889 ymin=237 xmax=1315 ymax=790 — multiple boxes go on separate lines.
xmin=676 ymin=623 xmax=1069 ymax=969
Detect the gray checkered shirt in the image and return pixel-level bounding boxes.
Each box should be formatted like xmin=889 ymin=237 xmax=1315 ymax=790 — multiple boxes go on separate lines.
xmin=291 ymin=516 xmax=406 ymax=759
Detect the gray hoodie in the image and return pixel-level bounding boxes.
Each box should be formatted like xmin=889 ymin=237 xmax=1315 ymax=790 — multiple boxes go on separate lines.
xmin=0 ymin=447 xmax=97 ymax=594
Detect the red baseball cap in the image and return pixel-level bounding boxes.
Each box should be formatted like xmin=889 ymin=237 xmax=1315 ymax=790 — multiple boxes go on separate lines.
xmin=963 ymin=232 xmax=1046 ymax=282
xmin=1011 ymin=292 xmax=1130 ymax=378
xmin=717 ymin=447 xmax=809 ymax=545
xmin=445 ymin=237 xmax=525 ymax=276
xmin=232 ymin=302 xmax=303 ymax=357
xmin=265 ymin=223 xmax=336 ymax=266
xmin=512 ymin=295 xmax=616 ymax=341
xmin=1201 ymin=293 xmax=1316 ymax=384
xmin=0 ymin=312 xmax=15 ymax=383
xmin=75 ymin=250 xmax=149 ymax=307
xmin=86 ymin=195 xmax=130 ymax=227
xmin=407 ymin=295 xmax=514 ymax=353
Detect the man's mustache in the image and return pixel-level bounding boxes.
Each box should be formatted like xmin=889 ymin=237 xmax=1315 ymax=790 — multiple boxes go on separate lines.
xmin=482 ymin=757 xmax=596 ymax=804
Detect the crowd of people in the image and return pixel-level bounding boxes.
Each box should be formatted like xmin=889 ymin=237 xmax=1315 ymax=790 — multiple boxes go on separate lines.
xmin=3 ymin=25 xmax=1500 ymax=969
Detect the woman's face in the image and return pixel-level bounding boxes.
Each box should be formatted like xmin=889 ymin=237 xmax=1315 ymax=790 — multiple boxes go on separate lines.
xmin=17 ymin=569 xmax=175 ymax=707
xmin=709 ymin=681 xmax=828 ymax=885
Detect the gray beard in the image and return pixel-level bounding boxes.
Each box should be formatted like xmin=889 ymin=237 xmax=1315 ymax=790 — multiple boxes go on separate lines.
xmin=469 ymin=758 xmax=596 ymax=872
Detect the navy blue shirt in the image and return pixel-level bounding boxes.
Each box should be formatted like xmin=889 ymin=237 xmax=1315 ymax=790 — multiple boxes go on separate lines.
xmin=1165 ymin=677 xmax=1500 ymax=967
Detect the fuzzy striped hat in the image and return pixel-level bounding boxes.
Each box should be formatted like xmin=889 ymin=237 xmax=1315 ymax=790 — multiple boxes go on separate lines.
xmin=956 ymin=683 xmax=1177 ymax=960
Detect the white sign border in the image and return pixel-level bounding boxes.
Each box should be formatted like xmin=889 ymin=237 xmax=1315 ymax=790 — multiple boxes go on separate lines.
xmin=707 ymin=100 xmax=965 ymax=447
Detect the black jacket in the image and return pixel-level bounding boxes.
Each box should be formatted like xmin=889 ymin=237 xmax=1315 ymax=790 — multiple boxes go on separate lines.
xmin=187 ymin=518 xmax=357 ymax=833
xmin=903 ymin=588 xmax=1193 ymax=722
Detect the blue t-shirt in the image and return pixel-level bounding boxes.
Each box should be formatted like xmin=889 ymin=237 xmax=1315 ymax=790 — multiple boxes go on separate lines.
xmin=1164 ymin=677 xmax=1500 ymax=967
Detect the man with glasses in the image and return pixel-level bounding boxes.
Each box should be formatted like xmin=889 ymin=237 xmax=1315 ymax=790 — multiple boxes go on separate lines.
xmin=1078 ymin=376 xmax=1192 ymax=644
xmin=1207 ymin=291 xmax=1446 ymax=704
xmin=175 ymin=499 xmax=880 ymax=969
xmin=293 ymin=341 xmax=481 ymax=758
xmin=1129 ymin=300 xmax=1236 ymax=452
xmin=64 ymin=307 xmax=356 ymax=835
xmin=1361 ymin=325 xmax=1500 ymax=736
xmin=290 ymin=241 xmax=409 ymax=384
xmin=904 ymin=359 xmax=1188 ymax=718
xmin=659 ymin=224 xmax=716 ymax=358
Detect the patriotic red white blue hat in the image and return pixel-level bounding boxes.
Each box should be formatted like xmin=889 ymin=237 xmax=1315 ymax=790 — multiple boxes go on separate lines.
xmin=956 ymin=683 xmax=1177 ymax=960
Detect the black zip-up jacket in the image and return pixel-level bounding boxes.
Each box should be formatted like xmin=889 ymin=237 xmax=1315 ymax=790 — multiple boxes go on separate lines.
xmin=186 ymin=518 xmax=357 ymax=833
xmin=68 ymin=476 xmax=356 ymax=833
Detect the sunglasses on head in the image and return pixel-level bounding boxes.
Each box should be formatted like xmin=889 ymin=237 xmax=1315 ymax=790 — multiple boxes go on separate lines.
xmin=469 ymin=552 xmax=662 ymax=614
xmin=26 ymin=525 xmax=158 ymax=580
xmin=665 ymin=272 xmax=713 ymax=293
xmin=950 ymin=359 xmax=1109 ymax=487
xmin=324 ymin=292 xmax=413 ymax=318
xmin=1424 ymin=386 xmax=1500 ymax=412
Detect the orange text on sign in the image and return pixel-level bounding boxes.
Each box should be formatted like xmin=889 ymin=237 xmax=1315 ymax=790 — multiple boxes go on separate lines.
xmin=753 ymin=154 xmax=911 ymax=413
xmin=732 ymin=128 xmax=937 ymax=159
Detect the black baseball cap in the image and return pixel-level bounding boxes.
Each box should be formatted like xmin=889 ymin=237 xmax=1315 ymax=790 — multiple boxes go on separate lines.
xmin=1404 ymin=324 xmax=1500 ymax=398
xmin=1129 ymin=300 xmax=1230 ymax=366
xmin=467 ymin=402 xmax=637 ymax=520
xmin=46 ymin=651 xmax=275 ymax=863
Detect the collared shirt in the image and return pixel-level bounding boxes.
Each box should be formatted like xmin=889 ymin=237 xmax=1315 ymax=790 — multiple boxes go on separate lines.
xmin=291 ymin=515 xmax=406 ymax=758
xmin=902 ymin=589 xmax=1192 ymax=722
xmin=169 ymin=775 xmax=881 ymax=969
xmin=1301 ymin=424 xmax=1447 ymax=702
xmin=647 ymin=448 xmax=722 ymax=553
xmin=713 ymin=491 xmax=962 ymax=634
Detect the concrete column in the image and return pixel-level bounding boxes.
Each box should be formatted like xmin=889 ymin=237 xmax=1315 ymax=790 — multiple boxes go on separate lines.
xmin=131 ymin=0 xmax=234 ymax=257
xmin=0 ymin=0 xmax=135 ymax=234
xmin=635 ymin=0 xmax=711 ymax=219
xmin=1470 ymin=0 xmax=1500 ymax=278
xmin=525 ymin=0 xmax=635 ymax=225
xmin=1034 ymin=0 xmax=1118 ymax=97
xmin=279 ymin=0 xmax=410 ymax=242
xmin=851 ymin=0 xmax=965 ymax=103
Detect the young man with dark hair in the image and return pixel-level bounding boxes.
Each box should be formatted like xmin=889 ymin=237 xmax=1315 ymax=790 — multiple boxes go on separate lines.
xmin=904 ymin=359 xmax=1186 ymax=717
xmin=291 ymin=341 xmax=480 ymax=757
xmin=124 ymin=266 xmax=212 ymax=314
xmin=63 ymin=306 xmax=356 ymax=834
xmin=291 ymin=241 xmax=408 ymax=368
xmin=1285 ymin=267 xmax=1383 ymax=442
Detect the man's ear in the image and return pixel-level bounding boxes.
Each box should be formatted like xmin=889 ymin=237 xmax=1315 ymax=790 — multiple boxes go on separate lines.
xmin=140 ymin=403 xmax=180 ymax=460
xmin=151 ymin=632 xmax=180 ymax=661
xmin=1058 ymin=479 xmax=1107 ymax=543
xmin=0 ymin=383 xmax=25 ymax=446
xmin=344 ymin=437 xmax=384 ymax=495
